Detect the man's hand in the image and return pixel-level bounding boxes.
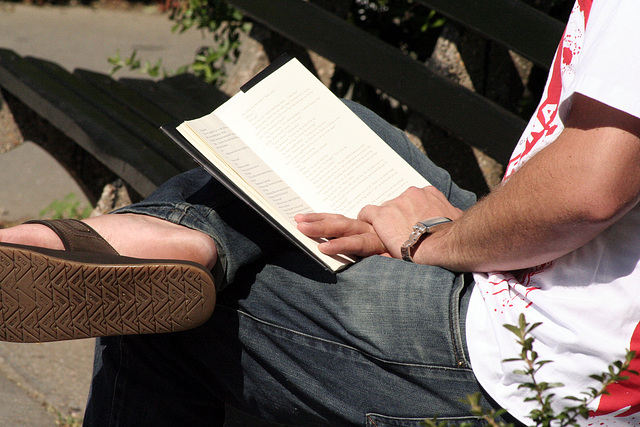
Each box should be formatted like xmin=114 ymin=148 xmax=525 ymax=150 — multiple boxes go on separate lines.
xmin=295 ymin=213 xmax=388 ymax=257
xmin=356 ymin=186 xmax=463 ymax=259
xmin=296 ymin=186 xmax=463 ymax=259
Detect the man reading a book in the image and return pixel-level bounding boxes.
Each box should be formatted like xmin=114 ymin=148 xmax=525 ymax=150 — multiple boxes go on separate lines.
xmin=2 ymin=0 xmax=640 ymax=425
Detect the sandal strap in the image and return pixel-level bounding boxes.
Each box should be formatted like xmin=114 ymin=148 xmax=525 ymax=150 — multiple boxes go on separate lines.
xmin=25 ymin=219 xmax=119 ymax=256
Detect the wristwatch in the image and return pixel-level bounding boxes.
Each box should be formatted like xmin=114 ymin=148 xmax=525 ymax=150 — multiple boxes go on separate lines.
xmin=401 ymin=217 xmax=452 ymax=262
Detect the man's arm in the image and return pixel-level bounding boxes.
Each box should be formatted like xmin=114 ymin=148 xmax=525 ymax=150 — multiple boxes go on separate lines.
xmin=297 ymin=93 xmax=640 ymax=272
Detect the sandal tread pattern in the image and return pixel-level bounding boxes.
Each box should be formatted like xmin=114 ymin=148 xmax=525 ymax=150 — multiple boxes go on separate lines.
xmin=0 ymin=245 xmax=215 ymax=343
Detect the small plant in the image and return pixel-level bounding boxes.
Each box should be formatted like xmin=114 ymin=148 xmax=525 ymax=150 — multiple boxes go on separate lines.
xmin=507 ymin=314 xmax=636 ymax=426
xmin=423 ymin=314 xmax=637 ymax=427
xmin=54 ymin=412 xmax=83 ymax=427
xmin=48 ymin=405 xmax=83 ymax=427
xmin=109 ymin=0 xmax=250 ymax=85
xmin=108 ymin=50 xmax=167 ymax=79
xmin=40 ymin=193 xmax=92 ymax=220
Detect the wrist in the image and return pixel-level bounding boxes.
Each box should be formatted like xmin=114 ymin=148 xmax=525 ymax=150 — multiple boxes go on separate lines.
xmin=401 ymin=217 xmax=452 ymax=263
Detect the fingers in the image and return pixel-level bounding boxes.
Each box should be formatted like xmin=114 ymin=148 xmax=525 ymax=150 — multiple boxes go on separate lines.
xmin=318 ymin=233 xmax=388 ymax=257
xmin=295 ymin=213 xmax=388 ymax=257
xmin=295 ymin=213 xmax=373 ymax=238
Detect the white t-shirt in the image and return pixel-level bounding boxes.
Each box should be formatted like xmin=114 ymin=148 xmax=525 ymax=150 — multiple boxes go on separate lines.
xmin=466 ymin=1 xmax=640 ymax=425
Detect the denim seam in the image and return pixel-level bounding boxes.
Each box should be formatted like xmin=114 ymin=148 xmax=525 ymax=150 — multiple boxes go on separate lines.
xmin=118 ymin=201 xmax=233 ymax=288
xmin=165 ymin=203 xmax=193 ymax=225
xmin=448 ymin=274 xmax=470 ymax=369
xmin=233 ymin=307 xmax=474 ymax=373
xmin=117 ymin=202 xmax=212 ymax=237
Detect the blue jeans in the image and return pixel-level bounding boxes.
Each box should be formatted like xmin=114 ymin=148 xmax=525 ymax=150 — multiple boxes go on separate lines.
xmin=83 ymin=101 xmax=505 ymax=426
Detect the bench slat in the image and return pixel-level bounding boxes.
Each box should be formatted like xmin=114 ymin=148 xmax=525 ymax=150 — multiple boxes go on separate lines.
xmin=29 ymin=60 xmax=193 ymax=173
xmin=73 ymin=69 xmax=176 ymax=128
xmin=154 ymin=73 xmax=230 ymax=118
xmin=119 ymin=74 xmax=227 ymax=121
xmin=72 ymin=69 xmax=197 ymax=173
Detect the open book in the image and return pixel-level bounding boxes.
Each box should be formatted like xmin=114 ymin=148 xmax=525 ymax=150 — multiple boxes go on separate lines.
xmin=162 ymin=55 xmax=430 ymax=272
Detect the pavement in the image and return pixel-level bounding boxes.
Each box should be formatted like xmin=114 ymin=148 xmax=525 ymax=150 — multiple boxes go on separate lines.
xmin=0 ymin=3 xmax=214 ymax=425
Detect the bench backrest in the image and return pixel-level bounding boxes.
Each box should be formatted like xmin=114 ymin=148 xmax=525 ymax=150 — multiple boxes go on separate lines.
xmin=228 ymin=0 xmax=566 ymax=165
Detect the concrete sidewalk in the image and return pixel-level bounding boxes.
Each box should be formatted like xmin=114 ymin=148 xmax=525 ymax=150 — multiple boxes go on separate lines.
xmin=0 ymin=4 xmax=212 ymax=425
xmin=0 ymin=3 xmax=206 ymax=82
xmin=0 ymin=339 xmax=95 ymax=426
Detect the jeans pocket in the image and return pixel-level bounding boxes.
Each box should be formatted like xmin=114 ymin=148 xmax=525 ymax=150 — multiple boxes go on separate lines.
xmin=365 ymin=413 xmax=485 ymax=426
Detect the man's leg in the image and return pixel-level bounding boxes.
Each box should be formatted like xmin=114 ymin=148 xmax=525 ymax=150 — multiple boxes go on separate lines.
xmin=80 ymin=102 xmax=491 ymax=426
xmin=85 ymin=255 xmax=484 ymax=426
xmin=1 ymin=100 xmax=487 ymax=424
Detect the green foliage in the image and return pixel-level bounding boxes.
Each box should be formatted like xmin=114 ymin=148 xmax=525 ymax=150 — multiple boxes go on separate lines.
xmin=40 ymin=193 xmax=92 ymax=220
xmin=504 ymin=314 xmax=637 ymax=427
xmin=167 ymin=0 xmax=244 ymax=34
xmin=502 ymin=316 xmax=560 ymax=424
xmin=166 ymin=0 xmax=249 ymax=83
xmin=424 ymin=314 xmax=637 ymax=427
xmin=54 ymin=411 xmax=83 ymax=427
xmin=108 ymin=50 xmax=167 ymax=78
xmin=110 ymin=0 xmax=249 ymax=84
xmin=341 ymin=0 xmax=446 ymax=62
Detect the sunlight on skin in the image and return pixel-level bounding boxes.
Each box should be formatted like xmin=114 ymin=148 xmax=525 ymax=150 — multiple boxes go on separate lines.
xmin=0 ymin=213 xmax=218 ymax=270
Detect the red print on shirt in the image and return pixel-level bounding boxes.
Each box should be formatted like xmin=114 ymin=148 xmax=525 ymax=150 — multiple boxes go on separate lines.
xmin=483 ymin=264 xmax=548 ymax=314
xmin=562 ymin=46 xmax=574 ymax=65
xmin=579 ymin=0 xmax=593 ymax=22
xmin=504 ymin=0 xmax=593 ymax=181
xmin=504 ymin=42 xmax=563 ymax=179
xmin=589 ymin=321 xmax=640 ymax=420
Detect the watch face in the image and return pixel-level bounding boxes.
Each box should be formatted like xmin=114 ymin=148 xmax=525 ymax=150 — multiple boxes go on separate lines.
xmin=419 ymin=217 xmax=452 ymax=229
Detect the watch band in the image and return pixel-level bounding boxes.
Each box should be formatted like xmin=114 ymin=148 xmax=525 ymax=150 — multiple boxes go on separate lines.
xmin=401 ymin=217 xmax=452 ymax=262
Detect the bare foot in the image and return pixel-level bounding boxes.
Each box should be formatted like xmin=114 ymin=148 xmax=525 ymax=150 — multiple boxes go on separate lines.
xmin=0 ymin=214 xmax=218 ymax=270
xmin=0 ymin=222 xmax=65 ymax=250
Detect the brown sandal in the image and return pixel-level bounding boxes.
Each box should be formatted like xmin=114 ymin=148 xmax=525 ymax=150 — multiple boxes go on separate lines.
xmin=0 ymin=219 xmax=216 ymax=343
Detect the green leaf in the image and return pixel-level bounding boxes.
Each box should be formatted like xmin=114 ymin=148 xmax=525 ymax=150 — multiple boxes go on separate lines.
xmin=503 ymin=324 xmax=521 ymax=335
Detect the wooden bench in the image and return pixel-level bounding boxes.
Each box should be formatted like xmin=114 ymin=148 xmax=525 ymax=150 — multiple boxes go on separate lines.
xmin=0 ymin=48 xmax=230 ymax=203
xmin=0 ymin=0 xmax=566 ymax=202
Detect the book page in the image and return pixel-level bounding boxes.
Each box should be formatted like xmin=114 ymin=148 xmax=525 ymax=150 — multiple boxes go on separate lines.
xmin=180 ymin=114 xmax=311 ymax=222
xmin=214 ymin=59 xmax=430 ymax=219
xmin=178 ymin=117 xmax=354 ymax=271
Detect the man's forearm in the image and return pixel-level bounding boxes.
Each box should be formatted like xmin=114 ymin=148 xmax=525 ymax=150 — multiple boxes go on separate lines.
xmin=416 ymin=96 xmax=640 ymax=272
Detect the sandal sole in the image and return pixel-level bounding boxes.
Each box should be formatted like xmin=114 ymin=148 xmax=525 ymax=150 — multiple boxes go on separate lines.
xmin=0 ymin=243 xmax=216 ymax=343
